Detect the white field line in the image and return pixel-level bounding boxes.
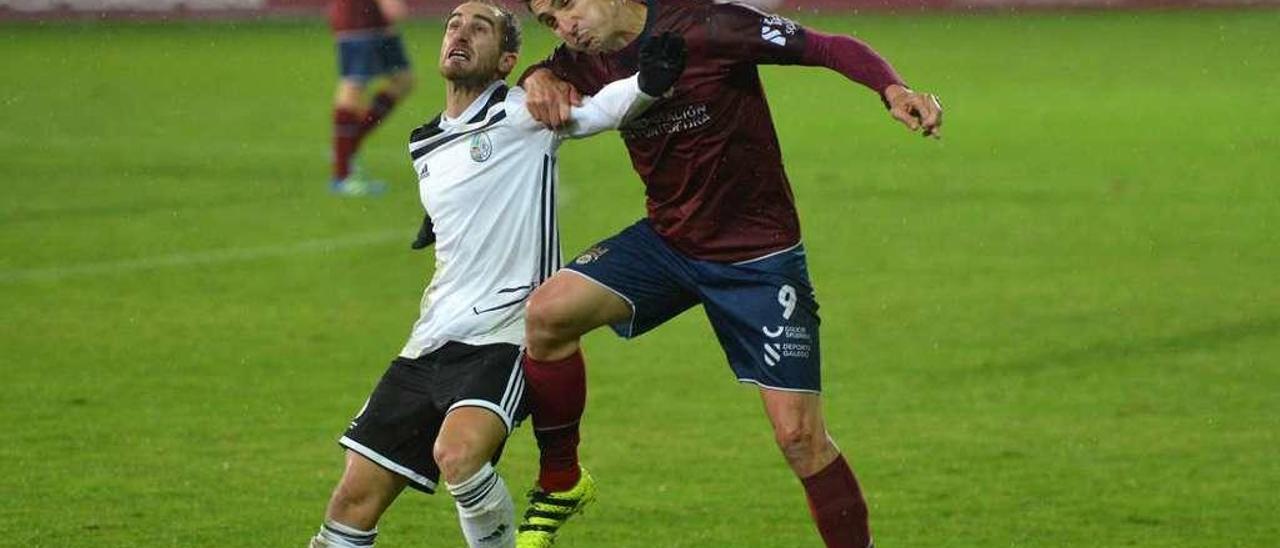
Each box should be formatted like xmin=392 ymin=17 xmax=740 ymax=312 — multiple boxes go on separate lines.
xmin=0 ymin=230 xmax=406 ymax=284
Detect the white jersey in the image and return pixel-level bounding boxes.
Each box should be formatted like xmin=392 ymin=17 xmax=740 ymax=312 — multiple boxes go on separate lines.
xmin=400 ymin=76 xmax=654 ymax=358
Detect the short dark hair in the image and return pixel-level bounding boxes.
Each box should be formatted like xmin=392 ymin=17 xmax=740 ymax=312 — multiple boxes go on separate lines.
xmin=467 ymin=0 xmax=522 ymax=54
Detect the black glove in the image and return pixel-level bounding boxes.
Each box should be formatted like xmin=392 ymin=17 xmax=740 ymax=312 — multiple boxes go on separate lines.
xmin=637 ymin=32 xmax=687 ymax=97
xmin=411 ymin=212 xmax=436 ymax=250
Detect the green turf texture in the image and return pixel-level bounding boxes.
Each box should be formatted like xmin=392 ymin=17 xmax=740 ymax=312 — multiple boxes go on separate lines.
xmin=2 ymin=8 xmax=1278 ymax=547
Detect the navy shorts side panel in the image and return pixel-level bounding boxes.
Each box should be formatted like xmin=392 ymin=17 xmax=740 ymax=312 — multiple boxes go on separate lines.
xmin=338 ymin=34 xmax=411 ymax=82
xmin=562 ymin=220 xmax=699 ymax=338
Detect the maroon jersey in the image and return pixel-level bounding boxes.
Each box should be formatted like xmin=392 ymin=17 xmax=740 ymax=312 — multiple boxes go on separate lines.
xmin=329 ymin=0 xmax=390 ymax=34
xmin=532 ymin=1 xmax=822 ymax=262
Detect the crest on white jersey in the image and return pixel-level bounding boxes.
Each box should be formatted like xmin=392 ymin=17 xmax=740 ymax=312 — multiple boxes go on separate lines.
xmin=470 ymin=131 xmax=494 ymax=162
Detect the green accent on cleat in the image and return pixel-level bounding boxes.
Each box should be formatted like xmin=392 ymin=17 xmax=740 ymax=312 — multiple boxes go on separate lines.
xmin=516 ymin=468 xmax=597 ymax=548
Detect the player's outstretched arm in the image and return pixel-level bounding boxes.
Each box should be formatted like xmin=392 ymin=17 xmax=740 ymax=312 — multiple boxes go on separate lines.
xmin=563 ymin=33 xmax=688 ymax=138
xmin=703 ymin=3 xmax=943 ymax=138
xmin=802 ymin=29 xmax=943 ymax=138
xmin=885 ymin=83 xmax=943 ymax=139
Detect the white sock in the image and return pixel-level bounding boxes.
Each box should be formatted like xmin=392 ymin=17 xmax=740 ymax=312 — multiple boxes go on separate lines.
xmin=446 ymin=463 xmax=516 ymax=548
xmin=310 ymin=519 xmax=377 ymax=547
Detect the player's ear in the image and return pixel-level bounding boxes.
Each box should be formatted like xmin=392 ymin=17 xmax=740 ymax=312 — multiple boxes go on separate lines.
xmin=498 ymin=51 xmax=519 ymax=77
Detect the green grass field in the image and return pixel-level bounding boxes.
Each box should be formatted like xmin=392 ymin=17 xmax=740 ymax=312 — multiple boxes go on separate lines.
xmin=2 ymin=8 xmax=1279 ymax=547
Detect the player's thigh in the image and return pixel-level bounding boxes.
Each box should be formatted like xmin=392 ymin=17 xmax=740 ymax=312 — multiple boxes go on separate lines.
xmin=434 ymin=343 xmax=527 ymax=472
xmin=527 ymin=270 xmax=633 ymax=335
xmin=699 ymin=245 xmax=822 ymax=392
xmin=553 ymin=220 xmax=700 ymax=340
xmin=340 ymin=356 xmax=448 ymax=493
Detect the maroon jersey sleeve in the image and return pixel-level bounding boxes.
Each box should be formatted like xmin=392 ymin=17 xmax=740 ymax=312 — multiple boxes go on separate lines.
xmin=703 ymin=2 xmax=905 ymax=98
xmin=701 ymin=2 xmax=808 ymax=66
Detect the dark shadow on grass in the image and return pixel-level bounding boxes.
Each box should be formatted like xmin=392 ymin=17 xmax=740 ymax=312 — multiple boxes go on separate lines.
xmin=985 ymin=316 xmax=1280 ymax=373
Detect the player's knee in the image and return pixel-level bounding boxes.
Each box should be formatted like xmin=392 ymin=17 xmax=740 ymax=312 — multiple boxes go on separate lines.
xmin=524 ymin=295 xmax=576 ymax=351
xmin=335 ymin=82 xmax=364 ymax=109
xmin=432 ymin=438 xmax=486 ymax=484
xmin=774 ymin=423 xmax=823 ymax=461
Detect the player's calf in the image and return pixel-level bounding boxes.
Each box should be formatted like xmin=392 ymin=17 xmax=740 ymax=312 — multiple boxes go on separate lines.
xmin=324 ymin=452 xmax=405 ymax=531
xmin=436 ymin=407 xmax=518 ymax=547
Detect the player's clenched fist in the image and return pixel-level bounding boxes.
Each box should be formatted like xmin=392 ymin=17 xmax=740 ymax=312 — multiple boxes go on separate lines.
xmin=885 ymin=84 xmax=943 ymax=139
xmin=638 ymin=32 xmax=687 ymax=97
xmin=524 ymin=68 xmax=583 ymax=128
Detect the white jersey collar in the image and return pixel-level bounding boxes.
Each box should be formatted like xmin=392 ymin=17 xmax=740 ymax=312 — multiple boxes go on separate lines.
xmin=440 ymin=80 xmax=507 ymax=129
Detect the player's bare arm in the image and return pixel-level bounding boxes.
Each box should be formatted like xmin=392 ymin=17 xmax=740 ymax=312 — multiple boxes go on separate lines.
xmin=375 ymin=0 xmax=409 ymax=23
xmin=885 ymin=83 xmax=943 ymax=139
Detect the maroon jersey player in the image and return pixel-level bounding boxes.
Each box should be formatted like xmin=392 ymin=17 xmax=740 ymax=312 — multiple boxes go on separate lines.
xmin=328 ymin=0 xmax=415 ymax=196
xmin=509 ymin=1 xmax=943 ymax=547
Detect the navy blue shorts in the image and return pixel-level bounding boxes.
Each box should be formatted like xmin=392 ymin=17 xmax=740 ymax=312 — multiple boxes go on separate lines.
xmin=564 ymin=220 xmax=822 ymax=393
xmin=337 ymin=33 xmax=411 ymax=83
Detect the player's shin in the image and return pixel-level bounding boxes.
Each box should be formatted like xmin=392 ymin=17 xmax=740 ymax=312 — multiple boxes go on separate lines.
xmin=310 ymin=519 xmax=378 ymax=548
xmin=358 ymin=91 xmax=400 ymax=140
xmin=333 ymin=107 xmax=363 ymax=180
xmin=520 ymin=350 xmax=587 ymax=491
xmin=447 ymin=463 xmax=517 ymax=548
xmin=801 ymin=454 xmax=873 ymax=548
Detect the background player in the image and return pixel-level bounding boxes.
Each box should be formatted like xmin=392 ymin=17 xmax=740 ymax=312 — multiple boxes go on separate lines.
xmin=308 ymin=1 xmax=686 ymax=546
xmin=329 ymin=0 xmax=414 ymax=197
xmin=509 ymin=1 xmax=942 ymax=547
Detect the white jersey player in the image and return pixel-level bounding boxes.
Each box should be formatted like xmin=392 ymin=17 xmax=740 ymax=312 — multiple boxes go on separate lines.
xmin=308 ymin=2 xmax=688 ymax=548
xmin=400 ymin=75 xmax=651 ymax=359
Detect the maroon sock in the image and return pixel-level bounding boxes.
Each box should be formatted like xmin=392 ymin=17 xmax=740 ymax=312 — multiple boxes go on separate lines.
xmin=521 ymin=350 xmax=586 ymax=492
xmin=801 ymin=455 xmax=873 ymax=548
xmin=358 ymin=91 xmax=399 ymax=138
xmin=333 ymin=107 xmax=363 ymax=180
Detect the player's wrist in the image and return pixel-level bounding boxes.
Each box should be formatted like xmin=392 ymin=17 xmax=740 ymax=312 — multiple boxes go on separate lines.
xmin=881 ymin=83 xmax=911 ymax=109
xmin=883 ymin=84 xmax=910 ymax=102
